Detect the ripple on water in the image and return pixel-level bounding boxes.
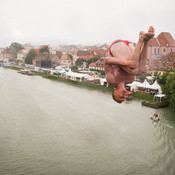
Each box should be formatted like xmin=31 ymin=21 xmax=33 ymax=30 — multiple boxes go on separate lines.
xmin=0 ymin=68 xmax=175 ymax=175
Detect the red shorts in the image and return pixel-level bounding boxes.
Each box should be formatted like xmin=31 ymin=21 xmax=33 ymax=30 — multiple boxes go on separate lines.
xmin=109 ymin=40 xmax=130 ymax=56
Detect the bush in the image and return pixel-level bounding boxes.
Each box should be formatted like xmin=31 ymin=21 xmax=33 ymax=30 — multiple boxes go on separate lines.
xmin=132 ymin=92 xmax=153 ymax=101
xmin=5 ymin=66 xmax=22 ymax=71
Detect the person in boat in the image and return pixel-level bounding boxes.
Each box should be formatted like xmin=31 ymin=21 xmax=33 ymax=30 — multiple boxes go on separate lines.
xmin=155 ymin=113 xmax=160 ymax=121
xmin=104 ymin=26 xmax=155 ymax=103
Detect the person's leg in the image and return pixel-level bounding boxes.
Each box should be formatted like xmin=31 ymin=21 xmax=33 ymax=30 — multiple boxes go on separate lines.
xmin=110 ymin=42 xmax=132 ymax=60
xmin=109 ymin=26 xmax=154 ymax=75
xmin=110 ymin=42 xmax=138 ymax=74
xmin=138 ymin=26 xmax=155 ymax=74
xmin=122 ymin=32 xmax=145 ymax=75
xmin=130 ymin=31 xmax=145 ymax=64
xmin=128 ymin=26 xmax=154 ymax=75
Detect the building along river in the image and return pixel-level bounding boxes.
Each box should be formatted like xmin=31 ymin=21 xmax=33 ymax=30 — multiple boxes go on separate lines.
xmin=0 ymin=68 xmax=175 ymax=175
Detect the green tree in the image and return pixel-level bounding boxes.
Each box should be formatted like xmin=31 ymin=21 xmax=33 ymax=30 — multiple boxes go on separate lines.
xmin=158 ymin=71 xmax=170 ymax=86
xmin=163 ymin=74 xmax=175 ymax=110
xmin=75 ymin=58 xmax=84 ymax=67
xmin=86 ymin=57 xmax=99 ymax=67
xmin=71 ymin=65 xmax=78 ymax=72
xmin=25 ymin=50 xmax=37 ymax=64
xmin=67 ymin=54 xmax=73 ymax=61
xmin=39 ymin=46 xmax=50 ymax=53
xmin=9 ymin=42 xmax=24 ymax=57
xmin=137 ymin=75 xmax=146 ymax=82
xmin=153 ymin=71 xmax=160 ymax=82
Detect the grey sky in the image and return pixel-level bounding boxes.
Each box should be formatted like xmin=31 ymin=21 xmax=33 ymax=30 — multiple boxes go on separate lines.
xmin=0 ymin=0 xmax=175 ymax=47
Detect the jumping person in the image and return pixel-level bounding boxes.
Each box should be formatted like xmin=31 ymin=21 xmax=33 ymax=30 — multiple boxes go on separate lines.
xmin=105 ymin=26 xmax=155 ymax=103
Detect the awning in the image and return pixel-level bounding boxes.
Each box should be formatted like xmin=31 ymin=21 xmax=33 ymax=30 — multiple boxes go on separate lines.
xmin=154 ymin=94 xmax=166 ymax=102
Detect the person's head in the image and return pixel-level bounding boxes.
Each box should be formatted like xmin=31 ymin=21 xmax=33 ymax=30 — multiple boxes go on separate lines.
xmin=112 ymin=83 xmax=127 ymax=103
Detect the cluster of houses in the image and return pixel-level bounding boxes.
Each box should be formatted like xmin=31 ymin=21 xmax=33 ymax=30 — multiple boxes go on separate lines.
xmin=0 ymin=43 xmax=108 ymax=70
xmin=0 ymin=31 xmax=175 ymax=75
xmin=147 ymin=32 xmax=175 ymax=74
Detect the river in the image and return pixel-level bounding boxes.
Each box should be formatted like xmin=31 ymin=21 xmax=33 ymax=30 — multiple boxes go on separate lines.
xmin=0 ymin=68 xmax=175 ymax=175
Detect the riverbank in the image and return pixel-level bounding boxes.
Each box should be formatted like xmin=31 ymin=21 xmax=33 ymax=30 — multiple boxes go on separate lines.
xmin=4 ymin=66 xmax=114 ymax=93
xmin=4 ymin=66 xmax=166 ymax=106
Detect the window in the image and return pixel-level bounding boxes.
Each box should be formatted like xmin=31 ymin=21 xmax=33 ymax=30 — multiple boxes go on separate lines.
xmin=154 ymin=48 xmax=156 ymax=54
xmin=163 ymin=48 xmax=166 ymax=52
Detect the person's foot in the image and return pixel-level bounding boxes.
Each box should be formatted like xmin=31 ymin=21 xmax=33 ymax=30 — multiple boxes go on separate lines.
xmin=139 ymin=31 xmax=145 ymax=43
xmin=139 ymin=26 xmax=155 ymax=43
xmin=143 ymin=26 xmax=155 ymax=42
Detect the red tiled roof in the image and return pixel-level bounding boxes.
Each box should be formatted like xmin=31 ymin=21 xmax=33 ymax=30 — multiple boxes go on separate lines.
xmin=157 ymin=32 xmax=175 ymax=46
xmin=89 ymin=62 xmax=96 ymax=67
xmin=150 ymin=52 xmax=175 ymax=70
xmin=60 ymin=54 xmax=71 ymax=60
xmin=148 ymin=38 xmax=159 ymax=46
xmin=77 ymin=55 xmax=94 ymax=60
xmin=77 ymin=51 xmax=94 ymax=56
xmin=2 ymin=47 xmax=10 ymax=53
xmin=94 ymin=49 xmax=108 ymax=57
xmin=161 ymin=52 xmax=175 ymax=62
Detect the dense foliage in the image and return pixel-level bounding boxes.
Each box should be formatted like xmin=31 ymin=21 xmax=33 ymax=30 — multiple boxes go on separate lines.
xmin=75 ymin=58 xmax=84 ymax=67
xmin=71 ymin=65 xmax=78 ymax=71
xmin=90 ymin=69 xmax=105 ymax=75
xmin=39 ymin=46 xmax=50 ymax=53
xmin=137 ymin=74 xmax=146 ymax=82
xmin=163 ymin=74 xmax=175 ymax=110
xmin=25 ymin=50 xmax=37 ymax=64
xmin=9 ymin=42 xmax=24 ymax=57
xmin=67 ymin=54 xmax=73 ymax=61
xmin=154 ymin=71 xmax=175 ymax=110
xmin=86 ymin=57 xmax=99 ymax=67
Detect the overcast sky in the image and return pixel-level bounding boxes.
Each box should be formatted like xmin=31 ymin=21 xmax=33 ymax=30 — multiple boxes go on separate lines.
xmin=0 ymin=0 xmax=175 ymax=47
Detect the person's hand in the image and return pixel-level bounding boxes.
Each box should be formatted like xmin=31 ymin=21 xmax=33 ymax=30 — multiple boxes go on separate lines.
xmin=125 ymin=60 xmax=138 ymax=68
xmin=120 ymin=60 xmax=138 ymax=75
xmin=124 ymin=60 xmax=139 ymax=75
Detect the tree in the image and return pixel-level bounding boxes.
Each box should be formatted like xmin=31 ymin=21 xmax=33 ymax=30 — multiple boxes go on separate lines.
xmin=163 ymin=74 xmax=175 ymax=110
xmin=153 ymin=71 xmax=160 ymax=82
xmin=158 ymin=71 xmax=170 ymax=86
xmin=25 ymin=50 xmax=37 ymax=64
xmin=86 ymin=57 xmax=99 ymax=67
xmin=67 ymin=54 xmax=73 ymax=61
xmin=9 ymin=42 xmax=24 ymax=58
xmin=137 ymin=75 xmax=146 ymax=82
xmin=71 ymin=65 xmax=78 ymax=72
xmin=75 ymin=58 xmax=84 ymax=67
xmin=39 ymin=46 xmax=50 ymax=53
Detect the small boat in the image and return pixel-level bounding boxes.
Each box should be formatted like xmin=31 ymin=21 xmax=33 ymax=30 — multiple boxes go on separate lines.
xmin=27 ymin=71 xmax=35 ymax=76
xmin=126 ymin=91 xmax=133 ymax=100
xmin=126 ymin=96 xmax=133 ymax=100
xmin=150 ymin=115 xmax=161 ymax=122
xmin=18 ymin=70 xmax=35 ymax=75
